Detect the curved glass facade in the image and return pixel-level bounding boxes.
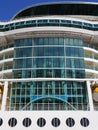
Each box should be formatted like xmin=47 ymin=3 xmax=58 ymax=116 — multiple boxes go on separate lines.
xmin=9 ymin=37 xmax=88 ymax=110
xmin=13 ymin=3 xmax=98 ymax=19
xmin=13 ymin=37 xmax=85 ymax=79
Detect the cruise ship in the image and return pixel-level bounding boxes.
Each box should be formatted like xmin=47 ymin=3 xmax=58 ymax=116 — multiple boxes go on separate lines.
xmin=0 ymin=1 xmax=98 ymax=130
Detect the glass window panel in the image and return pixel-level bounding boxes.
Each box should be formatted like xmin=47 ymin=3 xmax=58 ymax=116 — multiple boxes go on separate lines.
xmin=66 ymin=58 xmax=71 ymax=68
xmin=14 ymin=59 xmax=23 ymax=68
xmin=74 ymin=48 xmax=79 ymax=57
xmin=75 ymin=70 xmax=85 ymax=78
xmin=34 ymin=38 xmax=39 ymax=45
xmin=33 ymin=47 xmax=38 ymax=56
xmin=70 ymin=48 xmax=74 ymax=56
xmin=39 ymin=38 xmax=44 ymax=45
xmin=49 ymin=37 xmax=53 ymax=45
xmin=80 ymin=59 xmax=84 ymax=68
xmin=15 ymin=38 xmax=32 ymax=47
xmin=44 ymin=47 xmax=49 ymax=56
xmin=66 ymin=69 xmax=73 ymax=78
xmin=48 ymin=47 xmax=54 ymax=56
xmin=36 ymin=69 xmax=44 ymax=77
xmin=54 ymin=69 xmax=61 ymax=77
xmin=53 ymin=58 xmax=58 ymax=67
xmin=53 ymin=47 xmax=59 ymax=56
xmin=70 ymin=59 xmax=75 ymax=68
xmin=79 ymin=48 xmax=84 ymax=57
xmin=54 ymin=38 xmax=59 ymax=45
xmin=58 ymin=47 xmax=64 ymax=56
xmin=66 ymin=47 xmax=70 ymax=56
xmin=53 ymin=58 xmax=64 ymax=68
xmin=45 ymin=58 xmax=53 ymax=68
xmin=60 ymin=58 xmax=64 ymax=68
xmin=59 ymin=37 xmax=64 ymax=45
xmin=15 ymin=47 xmax=32 ymax=57
xmin=36 ymin=58 xmax=44 ymax=68
xmin=44 ymin=38 xmax=48 ymax=45
xmin=46 ymin=69 xmax=53 ymax=77
xmin=38 ymin=47 xmax=44 ymax=56
xmin=69 ymin=38 xmax=74 ymax=46
xmin=26 ymin=58 xmax=32 ymax=68
xmin=65 ymin=38 xmax=69 ymax=45
xmin=75 ymin=59 xmax=79 ymax=68
xmin=79 ymin=39 xmax=83 ymax=46
xmin=74 ymin=39 xmax=79 ymax=46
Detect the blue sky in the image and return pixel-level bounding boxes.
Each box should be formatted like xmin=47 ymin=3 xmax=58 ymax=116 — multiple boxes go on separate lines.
xmin=0 ymin=0 xmax=98 ymax=21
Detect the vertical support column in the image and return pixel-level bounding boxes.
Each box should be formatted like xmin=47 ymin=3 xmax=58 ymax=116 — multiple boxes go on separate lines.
xmin=1 ymin=81 xmax=8 ymax=111
xmin=86 ymin=81 xmax=94 ymax=111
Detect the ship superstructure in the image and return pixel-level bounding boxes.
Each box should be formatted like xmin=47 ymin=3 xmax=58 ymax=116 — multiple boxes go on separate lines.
xmin=0 ymin=2 xmax=98 ymax=130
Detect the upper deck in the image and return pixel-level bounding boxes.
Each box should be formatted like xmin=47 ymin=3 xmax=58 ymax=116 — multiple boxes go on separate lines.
xmin=12 ymin=2 xmax=98 ymax=20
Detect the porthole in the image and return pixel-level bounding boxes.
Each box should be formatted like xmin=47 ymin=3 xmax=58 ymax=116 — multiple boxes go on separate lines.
xmin=37 ymin=118 xmax=46 ymax=127
xmin=80 ymin=117 xmax=89 ymax=127
xmin=23 ymin=118 xmax=32 ymax=127
xmin=66 ymin=118 xmax=75 ymax=127
xmin=8 ymin=117 xmax=17 ymax=127
xmin=51 ymin=118 xmax=60 ymax=127
xmin=0 ymin=118 xmax=3 ymax=126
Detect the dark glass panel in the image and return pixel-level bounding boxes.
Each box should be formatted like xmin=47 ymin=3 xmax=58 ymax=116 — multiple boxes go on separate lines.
xmin=36 ymin=69 xmax=44 ymax=77
xmin=15 ymin=38 xmax=32 ymax=47
xmin=14 ymin=3 xmax=98 ymax=20
xmin=15 ymin=47 xmax=32 ymax=57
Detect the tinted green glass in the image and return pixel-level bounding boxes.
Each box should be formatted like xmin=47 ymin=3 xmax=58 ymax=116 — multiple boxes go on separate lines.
xmin=10 ymin=37 xmax=87 ymax=111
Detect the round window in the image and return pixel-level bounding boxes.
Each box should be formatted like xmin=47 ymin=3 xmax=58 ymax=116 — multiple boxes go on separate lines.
xmin=51 ymin=118 xmax=60 ymax=127
xmin=8 ymin=117 xmax=17 ymax=127
xmin=80 ymin=117 xmax=89 ymax=127
xmin=66 ymin=117 xmax=75 ymax=127
xmin=37 ymin=118 xmax=46 ymax=127
xmin=23 ymin=118 xmax=32 ymax=127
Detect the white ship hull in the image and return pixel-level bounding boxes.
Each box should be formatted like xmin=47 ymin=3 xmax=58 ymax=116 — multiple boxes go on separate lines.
xmin=0 ymin=111 xmax=97 ymax=130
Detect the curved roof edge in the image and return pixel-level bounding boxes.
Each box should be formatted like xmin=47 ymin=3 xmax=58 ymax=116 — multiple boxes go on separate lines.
xmin=12 ymin=1 xmax=98 ymax=20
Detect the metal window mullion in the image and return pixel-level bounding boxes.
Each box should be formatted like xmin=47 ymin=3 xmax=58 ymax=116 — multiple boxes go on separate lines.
xmin=64 ymin=38 xmax=66 ymax=78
